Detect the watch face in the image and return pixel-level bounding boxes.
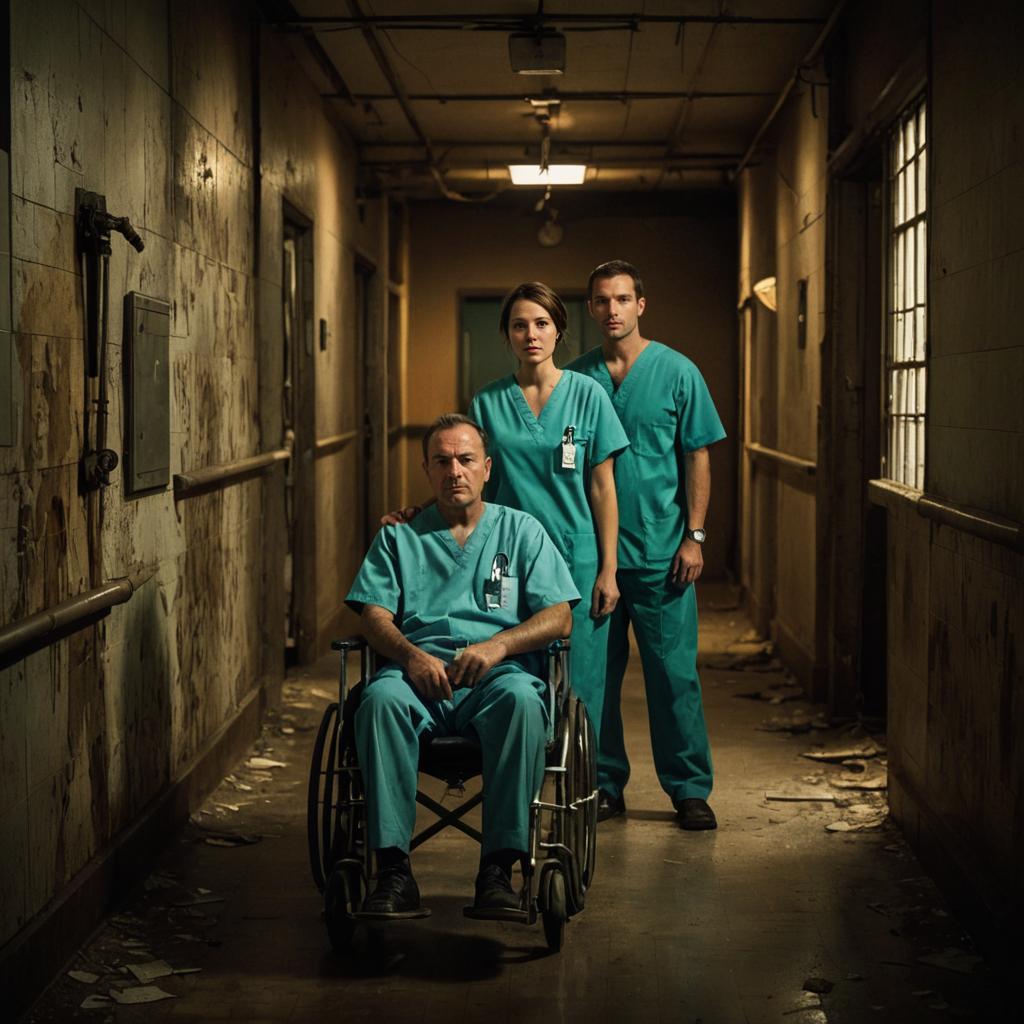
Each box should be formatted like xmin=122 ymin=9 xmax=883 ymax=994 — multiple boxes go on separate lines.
xmin=690 ymin=528 xmax=706 ymax=543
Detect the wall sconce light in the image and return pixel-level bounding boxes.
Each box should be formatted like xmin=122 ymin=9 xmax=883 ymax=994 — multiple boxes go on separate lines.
xmin=752 ymin=276 xmax=777 ymax=312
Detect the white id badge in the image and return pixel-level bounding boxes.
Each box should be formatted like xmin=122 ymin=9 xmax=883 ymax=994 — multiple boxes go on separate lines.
xmin=561 ymin=442 xmax=577 ymax=469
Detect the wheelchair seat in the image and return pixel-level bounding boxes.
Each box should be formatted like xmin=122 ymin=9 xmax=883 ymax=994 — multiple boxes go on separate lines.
xmin=419 ymin=734 xmax=482 ymax=784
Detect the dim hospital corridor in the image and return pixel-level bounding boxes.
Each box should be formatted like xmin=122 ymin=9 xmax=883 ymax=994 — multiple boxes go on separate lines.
xmin=1 ymin=1 xmax=1021 ymax=1022
xmin=22 ymin=591 xmax=1011 ymax=1023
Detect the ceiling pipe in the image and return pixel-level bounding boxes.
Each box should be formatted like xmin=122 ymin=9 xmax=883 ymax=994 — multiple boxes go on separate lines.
xmin=274 ymin=14 xmax=830 ymax=30
xmin=733 ymin=0 xmax=850 ymax=178
xmin=337 ymin=90 xmax=777 ymax=103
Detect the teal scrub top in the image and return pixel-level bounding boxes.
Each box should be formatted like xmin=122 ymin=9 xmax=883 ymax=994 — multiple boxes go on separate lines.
xmin=567 ymin=341 xmax=726 ymax=570
xmin=346 ymin=503 xmax=580 ymax=670
xmin=468 ymin=370 xmax=630 ymax=566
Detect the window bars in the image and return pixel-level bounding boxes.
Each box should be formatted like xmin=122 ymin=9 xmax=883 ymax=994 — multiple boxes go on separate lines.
xmin=885 ymin=96 xmax=928 ymax=490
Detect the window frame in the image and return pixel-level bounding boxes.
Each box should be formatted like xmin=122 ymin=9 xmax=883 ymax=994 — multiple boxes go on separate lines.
xmin=882 ymin=94 xmax=929 ymax=491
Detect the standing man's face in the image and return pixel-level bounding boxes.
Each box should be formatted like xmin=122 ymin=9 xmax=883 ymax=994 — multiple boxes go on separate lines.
xmin=588 ymin=273 xmax=646 ymax=342
xmin=423 ymin=427 xmax=492 ymax=511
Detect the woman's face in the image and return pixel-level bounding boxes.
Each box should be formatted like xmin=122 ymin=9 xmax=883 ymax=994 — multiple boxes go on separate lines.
xmin=506 ymin=298 xmax=559 ymax=368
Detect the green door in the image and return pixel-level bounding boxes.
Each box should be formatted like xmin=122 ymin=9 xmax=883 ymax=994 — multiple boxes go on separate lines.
xmin=460 ymin=295 xmax=602 ymax=409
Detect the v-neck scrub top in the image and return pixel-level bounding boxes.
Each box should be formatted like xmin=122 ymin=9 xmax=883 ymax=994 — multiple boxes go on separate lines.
xmin=567 ymin=342 xmax=726 ymax=569
xmin=468 ymin=370 xmax=629 ymax=568
xmin=346 ymin=503 xmax=580 ymax=672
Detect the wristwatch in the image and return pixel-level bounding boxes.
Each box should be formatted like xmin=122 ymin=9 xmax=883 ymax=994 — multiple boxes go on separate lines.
xmin=685 ymin=527 xmax=707 ymax=544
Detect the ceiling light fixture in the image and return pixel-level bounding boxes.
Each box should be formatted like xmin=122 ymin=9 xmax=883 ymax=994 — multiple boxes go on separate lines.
xmin=509 ymin=164 xmax=587 ymax=186
xmin=508 ymin=31 xmax=566 ymax=75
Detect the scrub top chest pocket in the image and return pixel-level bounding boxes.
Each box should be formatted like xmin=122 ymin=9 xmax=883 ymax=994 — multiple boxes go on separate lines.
xmin=483 ymin=552 xmax=519 ymax=614
xmin=633 ymin=420 xmax=677 ymax=457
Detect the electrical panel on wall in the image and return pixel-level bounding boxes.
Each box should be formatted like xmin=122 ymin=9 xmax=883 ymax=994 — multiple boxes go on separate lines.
xmin=124 ymin=292 xmax=171 ymax=494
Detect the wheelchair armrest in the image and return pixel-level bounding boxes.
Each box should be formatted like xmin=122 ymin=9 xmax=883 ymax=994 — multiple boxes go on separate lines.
xmin=331 ymin=636 xmax=367 ymax=653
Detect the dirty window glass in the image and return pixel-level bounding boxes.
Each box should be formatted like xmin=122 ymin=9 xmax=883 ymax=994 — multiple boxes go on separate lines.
xmin=884 ymin=96 xmax=927 ymax=490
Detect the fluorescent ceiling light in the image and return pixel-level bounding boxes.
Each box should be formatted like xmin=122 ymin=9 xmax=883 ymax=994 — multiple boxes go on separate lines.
xmin=509 ymin=164 xmax=587 ymax=186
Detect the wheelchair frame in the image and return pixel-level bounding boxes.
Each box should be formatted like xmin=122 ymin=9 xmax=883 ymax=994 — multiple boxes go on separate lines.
xmin=307 ymin=637 xmax=598 ymax=953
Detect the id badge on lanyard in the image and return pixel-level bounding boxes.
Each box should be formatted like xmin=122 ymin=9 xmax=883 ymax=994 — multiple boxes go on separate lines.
xmin=484 ymin=552 xmax=513 ymax=610
xmin=561 ymin=424 xmax=577 ymax=470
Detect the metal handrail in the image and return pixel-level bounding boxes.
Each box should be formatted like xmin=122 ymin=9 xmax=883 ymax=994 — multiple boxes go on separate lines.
xmin=315 ymin=430 xmax=358 ymax=458
xmin=0 ymin=569 xmax=154 ymax=665
xmin=173 ymin=447 xmax=290 ymax=498
xmin=744 ymin=441 xmax=817 ymax=475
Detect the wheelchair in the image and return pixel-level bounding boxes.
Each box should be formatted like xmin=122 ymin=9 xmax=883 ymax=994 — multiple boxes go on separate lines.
xmin=307 ymin=637 xmax=597 ymax=953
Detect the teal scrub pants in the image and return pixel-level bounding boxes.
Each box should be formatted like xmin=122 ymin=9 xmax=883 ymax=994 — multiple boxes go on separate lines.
xmin=599 ymin=569 xmax=713 ymax=803
xmin=564 ymin=555 xmax=609 ymax=738
xmin=354 ymin=663 xmax=548 ymax=855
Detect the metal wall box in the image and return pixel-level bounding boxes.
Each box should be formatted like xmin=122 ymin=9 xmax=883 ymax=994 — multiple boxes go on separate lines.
xmin=124 ymin=292 xmax=171 ymax=494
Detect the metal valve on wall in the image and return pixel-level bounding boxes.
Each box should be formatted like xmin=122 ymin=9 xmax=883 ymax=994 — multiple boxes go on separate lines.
xmin=75 ymin=188 xmax=145 ymax=492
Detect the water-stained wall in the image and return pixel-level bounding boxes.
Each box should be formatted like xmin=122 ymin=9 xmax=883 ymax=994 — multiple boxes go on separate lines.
xmin=737 ymin=0 xmax=1024 ymax=933
xmin=0 ymin=0 xmax=371 ymax=985
xmin=885 ymin=0 xmax=1024 ymax=934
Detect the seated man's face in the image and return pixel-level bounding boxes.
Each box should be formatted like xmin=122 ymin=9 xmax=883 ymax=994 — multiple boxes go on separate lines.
xmin=424 ymin=427 xmax=491 ymax=511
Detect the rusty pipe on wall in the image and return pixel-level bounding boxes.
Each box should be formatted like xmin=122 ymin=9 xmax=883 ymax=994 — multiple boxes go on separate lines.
xmin=0 ymin=568 xmax=155 ymax=668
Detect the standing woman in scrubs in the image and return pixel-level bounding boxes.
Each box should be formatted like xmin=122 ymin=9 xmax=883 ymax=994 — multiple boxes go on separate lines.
xmin=390 ymin=283 xmax=628 ymax=730
xmin=467 ymin=283 xmax=629 ymax=727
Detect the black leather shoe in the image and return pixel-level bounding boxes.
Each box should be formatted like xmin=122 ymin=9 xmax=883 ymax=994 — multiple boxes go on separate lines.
xmin=597 ymin=790 xmax=626 ymax=822
xmin=674 ymin=798 xmax=718 ymax=831
xmin=473 ymin=864 xmax=520 ymax=912
xmin=359 ymin=864 xmax=424 ymax=918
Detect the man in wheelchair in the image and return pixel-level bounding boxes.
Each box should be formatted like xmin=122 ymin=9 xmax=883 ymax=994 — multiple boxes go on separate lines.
xmin=345 ymin=413 xmax=579 ymax=918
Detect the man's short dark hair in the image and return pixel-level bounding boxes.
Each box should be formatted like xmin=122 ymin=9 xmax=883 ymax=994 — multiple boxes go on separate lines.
xmin=421 ymin=413 xmax=490 ymax=460
xmin=587 ymin=260 xmax=644 ymax=300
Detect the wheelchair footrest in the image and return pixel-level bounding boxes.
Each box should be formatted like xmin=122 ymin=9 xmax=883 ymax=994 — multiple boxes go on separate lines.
xmin=462 ymin=906 xmax=531 ymax=924
xmin=352 ymin=907 xmax=432 ymax=921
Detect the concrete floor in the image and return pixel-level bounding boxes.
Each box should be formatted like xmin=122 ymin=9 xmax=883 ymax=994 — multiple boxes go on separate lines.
xmin=25 ymin=588 xmax=1008 ymax=1023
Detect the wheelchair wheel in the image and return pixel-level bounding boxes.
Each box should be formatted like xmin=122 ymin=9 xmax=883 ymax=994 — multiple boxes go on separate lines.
xmin=324 ymin=862 xmax=364 ymax=952
xmin=574 ymin=700 xmax=598 ymax=890
xmin=540 ymin=862 xmax=567 ymax=953
xmin=307 ymin=702 xmax=340 ymax=892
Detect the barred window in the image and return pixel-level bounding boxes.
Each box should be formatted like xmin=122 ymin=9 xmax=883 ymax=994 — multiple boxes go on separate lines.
xmin=884 ymin=97 xmax=928 ymax=489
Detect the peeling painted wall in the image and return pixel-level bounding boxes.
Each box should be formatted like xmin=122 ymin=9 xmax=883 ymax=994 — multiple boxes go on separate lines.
xmin=736 ymin=77 xmax=826 ymax=680
xmin=0 ymin=0 xmax=369 ymax=955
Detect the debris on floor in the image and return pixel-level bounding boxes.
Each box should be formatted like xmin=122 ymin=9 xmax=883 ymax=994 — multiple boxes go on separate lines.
xmin=802 ymin=737 xmax=886 ymax=762
xmin=705 ymin=635 xmax=784 ymax=672
xmin=109 ymin=985 xmax=177 ymax=1004
xmin=757 ymin=709 xmax=830 ymax=733
xmin=246 ymin=756 xmax=288 ymax=770
xmin=803 ymin=977 xmax=835 ymax=994
xmin=737 ymin=681 xmax=805 ymax=703
xmin=766 ymin=788 xmax=838 ymax=802
xmin=916 ymin=948 xmax=984 ymax=974
xmin=67 ymin=969 xmax=100 ymax=984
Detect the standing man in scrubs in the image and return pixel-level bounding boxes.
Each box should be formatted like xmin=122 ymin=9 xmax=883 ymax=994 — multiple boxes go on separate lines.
xmin=567 ymin=260 xmax=727 ymax=831
xmin=347 ymin=414 xmax=578 ymax=916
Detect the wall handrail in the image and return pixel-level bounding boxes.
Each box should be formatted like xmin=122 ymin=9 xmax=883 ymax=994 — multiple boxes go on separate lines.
xmin=868 ymin=479 xmax=1024 ymax=552
xmin=0 ymin=569 xmax=154 ymax=665
xmin=744 ymin=441 xmax=817 ymax=475
xmin=173 ymin=448 xmax=290 ymax=498
xmin=315 ymin=430 xmax=359 ymax=458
